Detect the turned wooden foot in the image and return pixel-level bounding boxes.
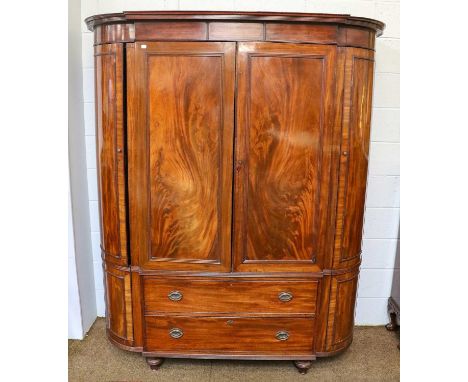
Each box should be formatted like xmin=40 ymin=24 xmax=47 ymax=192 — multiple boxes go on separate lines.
xmin=385 ymin=312 xmax=399 ymax=332
xmin=293 ymin=360 xmax=312 ymax=374
xmin=146 ymin=357 xmax=164 ymax=370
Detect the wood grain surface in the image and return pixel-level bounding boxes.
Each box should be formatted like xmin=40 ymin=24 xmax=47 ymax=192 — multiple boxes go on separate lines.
xmin=85 ymin=11 xmax=385 ymax=39
xmin=91 ymin=16 xmax=382 ymax=364
xmin=127 ymin=41 xmax=235 ymax=271
xmin=143 ymin=277 xmax=319 ymax=315
xmin=333 ymin=48 xmax=375 ymax=269
xmin=94 ymin=43 xmax=128 ymax=266
xmin=265 ymin=23 xmax=337 ymax=44
xmin=233 ymin=42 xmax=339 ymax=272
xmin=103 ymin=262 xmax=134 ymax=346
xmin=135 ymin=21 xmax=207 ymax=40
xmin=208 ymin=22 xmax=264 ymax=41
xmin=148 ymin=54 xmax=221 ymax=261
xmin=94 ymin=23 xmax=135 ymax=45
xmin=325 ymin=268 xmax=360 ymax=352
xmin=145 ymin=316 xmax=315 ymax=354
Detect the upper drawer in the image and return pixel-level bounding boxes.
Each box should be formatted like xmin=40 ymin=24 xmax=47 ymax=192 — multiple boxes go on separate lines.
xmin=143 ymin=278 xmax=319 ymax=315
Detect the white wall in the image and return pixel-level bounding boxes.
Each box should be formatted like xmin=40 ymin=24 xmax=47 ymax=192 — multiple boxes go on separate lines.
xmin=69 ymin=0 xmax=97 ymax=339
xmin=68 ymin=190 xmax=83 ymax=339
xmin=80 ymin=0 xmax=400 ymax=324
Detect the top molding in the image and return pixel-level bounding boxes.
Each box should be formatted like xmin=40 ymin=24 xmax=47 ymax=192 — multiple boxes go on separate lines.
xmin=85 ymin=11 xmax=385 ymax=36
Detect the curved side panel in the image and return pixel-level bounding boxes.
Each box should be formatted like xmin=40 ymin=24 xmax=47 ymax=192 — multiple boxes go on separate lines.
xmin=94 ymin=43 xmax=128 ymax=266
xmin=104 ymin=261 xmax=134 ymax=347
xmin=107 ymin=330 xmax=141 ymax=352
xmin=94 ymin=24 xmax=135 ymax=45
xmin=333 ymin=47 xmax=375 ymax=269
xmin=324 ymin=268 xmax=359 ymax=353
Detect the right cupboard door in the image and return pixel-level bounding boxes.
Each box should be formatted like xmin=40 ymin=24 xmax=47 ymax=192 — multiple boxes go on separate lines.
xmin=233 ymin=42 xmax=339 ymax=273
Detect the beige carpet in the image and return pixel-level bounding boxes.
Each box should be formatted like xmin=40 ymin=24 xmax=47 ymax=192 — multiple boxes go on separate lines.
xmin=69 ymin=318 xmax=399 ymax=381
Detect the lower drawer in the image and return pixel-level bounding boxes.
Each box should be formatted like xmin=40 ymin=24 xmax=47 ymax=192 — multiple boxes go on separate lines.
xmin=144 ymin=316 xmax=315 ymax=355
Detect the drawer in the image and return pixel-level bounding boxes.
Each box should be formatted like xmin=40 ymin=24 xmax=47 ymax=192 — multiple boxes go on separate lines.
xmin=145 ymin=316 xmax=315 ymax=355
xmin=143 ymin=278 xmax=319 ymax=314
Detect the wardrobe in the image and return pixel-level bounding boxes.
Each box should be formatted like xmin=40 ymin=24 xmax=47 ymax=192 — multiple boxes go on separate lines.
xmin=86 ymin=11 xmax=384 ymax=374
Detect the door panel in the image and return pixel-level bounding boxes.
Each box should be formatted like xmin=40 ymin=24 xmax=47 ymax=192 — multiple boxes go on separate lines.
xmin=127 ymin=42 xmax=235 ymax=271
xmin=233 ymin=42 xmax=338 ymax=272
xmin=94 ymin=43 xmax=128 ymax=266
xmin=333 ymin=48 xmax=375 ymax=269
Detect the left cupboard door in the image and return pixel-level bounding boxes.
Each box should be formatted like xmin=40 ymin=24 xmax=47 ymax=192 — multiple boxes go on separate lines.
xmin=94 ymin=43 xmax=129 ymax=267
xmin=127 ymin=42 xmax=236 ymax=272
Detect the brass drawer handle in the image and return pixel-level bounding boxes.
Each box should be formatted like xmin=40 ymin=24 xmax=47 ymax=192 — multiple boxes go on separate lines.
xmin=276 ymin=331 xmax=289 ymax=341
xmin=168 ymin=290 xmax=183 ymax=301
xmin=278 ymin=291 xmax=293 ymax=302
xmin=169 ymin=328 xmax=184 ymax=339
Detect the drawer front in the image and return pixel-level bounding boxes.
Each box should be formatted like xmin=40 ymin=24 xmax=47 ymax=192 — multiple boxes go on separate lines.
xmin=145 ymin=316 xmax=314 ymax=354
xmin=143 ymin=278 xmax=319 ymax=314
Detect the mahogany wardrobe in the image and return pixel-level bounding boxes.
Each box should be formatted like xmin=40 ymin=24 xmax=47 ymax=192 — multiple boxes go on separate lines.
xmin=85 ymin=11 xmax=384 ymax=374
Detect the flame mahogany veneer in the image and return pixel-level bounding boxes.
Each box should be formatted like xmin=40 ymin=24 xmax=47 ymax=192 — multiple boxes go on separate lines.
xmin=86 ymin=11 xmax=384 ymax=375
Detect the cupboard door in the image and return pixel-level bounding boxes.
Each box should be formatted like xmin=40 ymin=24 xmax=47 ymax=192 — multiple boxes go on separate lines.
xmin=233 ymin=42 xmax=339 ymax=272
xmin=333 ymin=48 xmax=375 ymax=269
xmin=94 ymin=43 xmax=128 ymax=266
xmin=127 ymin=42 xmax=235 ymax=271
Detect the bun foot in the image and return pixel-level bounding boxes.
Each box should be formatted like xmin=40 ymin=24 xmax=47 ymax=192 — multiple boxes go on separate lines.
xmin=385 ymin=312 xmax=399 ymax=332
xmin=146 ymin=357 xmax=164 ymax=370
xmin=293 ymin=360 xmax=312 ymax=374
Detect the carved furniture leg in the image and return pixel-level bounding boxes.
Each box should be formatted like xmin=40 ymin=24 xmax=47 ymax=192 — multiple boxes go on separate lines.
xmin=385 ymin=312 xmax=399 ymax=332
xmin=293 ymin=360 xmax=312 ymax=374
xmin=146 ymin=357 xmax=164 ymax=370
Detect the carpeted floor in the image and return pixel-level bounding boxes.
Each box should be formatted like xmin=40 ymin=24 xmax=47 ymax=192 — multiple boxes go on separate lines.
xmin=69 ymin=318 xmax=399 ymax=381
